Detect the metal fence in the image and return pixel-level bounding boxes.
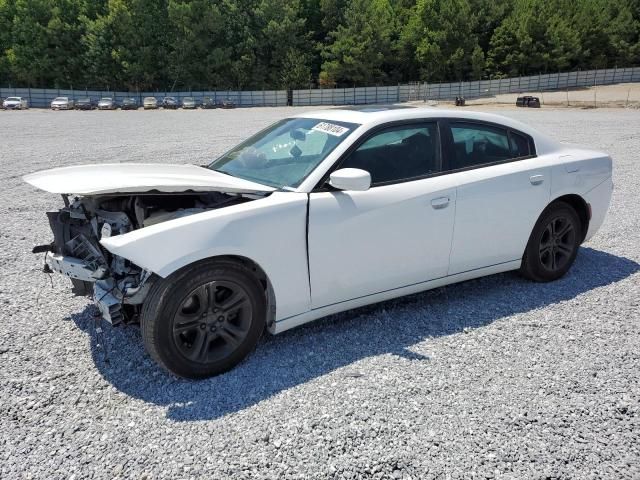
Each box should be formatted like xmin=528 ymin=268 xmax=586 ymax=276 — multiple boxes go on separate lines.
xmin=2 ymin=67 xmax=639 ymax=108
xmin=293 ymin=67 xmax=640 ymax=105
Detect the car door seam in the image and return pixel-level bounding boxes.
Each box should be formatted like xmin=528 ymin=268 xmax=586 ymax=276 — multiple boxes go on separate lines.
xmin=305 ymin=193 xmax=312 ymax=307
xmin=445 ymin=187 xmax=458 ymax=276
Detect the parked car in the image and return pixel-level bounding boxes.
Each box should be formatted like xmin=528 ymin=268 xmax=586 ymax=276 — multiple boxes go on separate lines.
xmin=201 ymin=96 xmax=217 ymax=109
xmin=50 ymin=97 xmax=75 ymax=110
xmin=24 ymin=107 xmax=613 ymax=379
xmin=181 ymin=97 xmax=198 ymax=109
xmin=121 ymin=97 xmax=139 ymax=110
xmin=97 ymin=97 xmax=117 ymax=110
xmin=219 ymin=98 xmax=236 ymax=109
xmin=3 ymin=97 xmax=29 ymax=110
xmin=143 ymin=97 xmax=159 ymax=109
xmin=516 ymin=96 xmax=541 ymax=108
xmin=162 ymin=96 xmax=179 ymax=109
xmin=75 ymin=98 xmax=96 ymax=110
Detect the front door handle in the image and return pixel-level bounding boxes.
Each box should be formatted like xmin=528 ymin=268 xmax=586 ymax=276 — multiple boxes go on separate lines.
xmin=431 ymin=196 xmax=450 ymax=209
xmin=530 ymin=174 xmax=544 ymax=185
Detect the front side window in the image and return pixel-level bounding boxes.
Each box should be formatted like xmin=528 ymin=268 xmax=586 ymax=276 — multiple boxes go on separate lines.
xmin=209 ymin=118 xmax=359 ymax=189
xmin=339 ymin=123 xmax=439 ymax=185
xmin=449 ymin=122 xmax=512 ymax=170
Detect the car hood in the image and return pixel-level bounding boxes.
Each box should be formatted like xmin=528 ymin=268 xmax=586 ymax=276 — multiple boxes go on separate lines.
xmin=23 ymin=163 xmax=276 ymax=195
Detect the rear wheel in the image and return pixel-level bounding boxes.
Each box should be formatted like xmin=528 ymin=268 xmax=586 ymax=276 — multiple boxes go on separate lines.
xmin=520 ymin=201 xmax=581 ymax=282
xmin=141 ymin=259 xmax=266 ymax=379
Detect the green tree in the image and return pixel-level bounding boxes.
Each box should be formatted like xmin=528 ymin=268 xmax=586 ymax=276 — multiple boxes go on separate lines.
xmin=470 ymin=45 xmax=485 ymax=79
xmin=320 ymin=0 xmax=396 ymax=86
xmin=400 ymin=0 xmax=480 ymax=82
xmin=255 ymin=0 xmax=310 ymax=88
xmin=0 ymin=0 xmax=16 ymax=85
xmin=487 ymin=0 xmax=581 ymax=76
xmin=6 ymin=0 xmax=53 ymax=86
xmin=167 ymin=0 xmax=230 ymax=90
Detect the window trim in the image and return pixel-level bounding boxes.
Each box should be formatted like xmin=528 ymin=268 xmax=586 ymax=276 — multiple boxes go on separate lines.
xmin=313 ymin=119 xmax=444 ymax=191
xmin=312 ymin=117 xmax=538 ymax=191
xmin=440 ymin=118 xmax=537 ymax=174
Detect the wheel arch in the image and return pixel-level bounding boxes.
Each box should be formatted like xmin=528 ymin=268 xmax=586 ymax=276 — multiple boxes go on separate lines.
xmin=548 ymin=194 xmax=590 ymax=242
xmin=176 ymin=254 xmax=277 ymax=331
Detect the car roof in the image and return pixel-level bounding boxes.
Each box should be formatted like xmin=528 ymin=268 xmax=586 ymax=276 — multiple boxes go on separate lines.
xmin=293 ymin=106 xmax=559 ymax=154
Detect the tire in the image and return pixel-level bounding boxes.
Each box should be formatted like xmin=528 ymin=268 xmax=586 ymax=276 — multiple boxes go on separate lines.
xmin=520 ymin=201 xmax=581 ymax=282
xmin=141 ymin=259 xmax=266 ymax=379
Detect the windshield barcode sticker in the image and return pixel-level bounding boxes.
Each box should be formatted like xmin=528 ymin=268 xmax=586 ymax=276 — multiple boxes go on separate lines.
xmin=312 ymin=122 xmax=350 ymax=137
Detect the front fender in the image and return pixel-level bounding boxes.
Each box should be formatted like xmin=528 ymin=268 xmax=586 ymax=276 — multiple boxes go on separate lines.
xmin=101 ymin=192 xmax=311 ymax=321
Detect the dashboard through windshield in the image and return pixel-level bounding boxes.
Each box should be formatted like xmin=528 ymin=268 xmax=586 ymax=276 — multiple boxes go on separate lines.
xmin=208 ymin=117 xmax=359 ymax=189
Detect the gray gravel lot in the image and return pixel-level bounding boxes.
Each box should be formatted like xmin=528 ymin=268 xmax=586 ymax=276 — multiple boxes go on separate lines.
xmin=1 ymin=106 xmax=639 ymax=479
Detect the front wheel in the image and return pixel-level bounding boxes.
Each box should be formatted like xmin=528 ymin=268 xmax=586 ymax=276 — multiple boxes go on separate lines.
xmin=520 ymin=201 xmax=581 ymax=282
xmin=141 ymin=260 xmax=266 ymax=379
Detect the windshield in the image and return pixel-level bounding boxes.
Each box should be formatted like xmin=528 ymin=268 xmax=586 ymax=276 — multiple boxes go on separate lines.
xmin=54 ymin=97 xmax=67 ymax=101
xmin=100 ymin=98 xmax=112 ymax=101
xmin=6 ymin=97 xmax=20 ymax=101
xmin=208 ymin=117 xmax=359 ymax=189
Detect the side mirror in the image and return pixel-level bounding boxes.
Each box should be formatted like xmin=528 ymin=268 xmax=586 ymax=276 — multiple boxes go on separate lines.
xmin=328 ymin=168 xmax=371 ymax=192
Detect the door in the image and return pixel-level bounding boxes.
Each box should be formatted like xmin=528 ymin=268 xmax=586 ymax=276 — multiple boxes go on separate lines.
xmin=443 ymin=121 xmax=551 ymax=274
xmin=308 ymin=122 xmax=457 ymax=309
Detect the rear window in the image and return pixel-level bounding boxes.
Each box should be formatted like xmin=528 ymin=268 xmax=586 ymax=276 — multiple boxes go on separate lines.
xmin=510 ymin=131 xmax=531 ymax=157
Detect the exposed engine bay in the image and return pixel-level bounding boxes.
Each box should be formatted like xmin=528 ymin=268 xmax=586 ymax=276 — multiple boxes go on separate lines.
xmin=37 ymin=192 xmax=254 ymax=325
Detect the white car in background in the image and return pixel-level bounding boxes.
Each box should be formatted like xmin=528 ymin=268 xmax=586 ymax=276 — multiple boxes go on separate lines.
xmin=24 ymin=106 xmax=613 ymax=378
xmin=3 ymin=96 xmax=29 ymax=109
xmin=50 ymin=97 xmax=75 ymax=110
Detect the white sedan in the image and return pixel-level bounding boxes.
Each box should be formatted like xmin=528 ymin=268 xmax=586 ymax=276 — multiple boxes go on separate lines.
xmin=2 ymin=96 xmax=29 ymax=109
xmin=50 ymin=96 xmax=75 ymax=110
xmin=24 ymin=107 xmax=613 ymax=378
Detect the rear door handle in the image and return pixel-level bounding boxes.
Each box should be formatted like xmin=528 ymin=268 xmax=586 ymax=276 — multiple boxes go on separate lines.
xmin=530 ymin=174 xmax=544 ymax=185
xmin=431 ymin=196 xmax=450 ymax=209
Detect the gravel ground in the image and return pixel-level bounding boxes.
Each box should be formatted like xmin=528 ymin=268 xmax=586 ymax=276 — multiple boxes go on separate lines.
xmin=1 ymin=107 xmax=639 ymax=479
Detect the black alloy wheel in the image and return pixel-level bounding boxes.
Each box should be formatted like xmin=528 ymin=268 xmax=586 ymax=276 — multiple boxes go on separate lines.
xmin=141 ymin=259 xmax=266 ymax=379
xmin=520 ymin=201 xmax=582 ymax=282
xmin=538 ymin=214 xmax=577 ymax=273
xmin=172 ymin=280 xmax=253 ymax=364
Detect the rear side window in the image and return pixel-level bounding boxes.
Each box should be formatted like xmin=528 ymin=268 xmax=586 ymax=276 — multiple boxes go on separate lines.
xmin=340 ymin=123 xmax=439 ymax=185
xmin=449 ymin=122 xmax=512 ymax=170
xmin=510 ymin=131 xmax=531 ymax=158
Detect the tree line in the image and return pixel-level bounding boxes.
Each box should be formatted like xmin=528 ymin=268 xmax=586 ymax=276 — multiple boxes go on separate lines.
xmin=0 ymin=0 xmax=638 ymax=91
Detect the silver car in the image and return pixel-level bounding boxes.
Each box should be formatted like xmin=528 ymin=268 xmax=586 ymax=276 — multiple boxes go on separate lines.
xmin=97 ymin=97 xmax=116 ymax=110
xmin=51 ymin=97 xmax=75 ymax=110
xmin=181 ymin=97 xmax=198 ymax=109
xmin=3 ymin=97 xmax=29 ymax=110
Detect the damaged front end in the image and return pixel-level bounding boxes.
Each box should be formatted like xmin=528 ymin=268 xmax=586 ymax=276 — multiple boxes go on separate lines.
xmin=36 ymin=192 xmax=251 ymax=325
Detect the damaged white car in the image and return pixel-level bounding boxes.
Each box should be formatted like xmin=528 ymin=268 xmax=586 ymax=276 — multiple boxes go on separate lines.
xmin=25 ymin=107 xmax=613 ymax=378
